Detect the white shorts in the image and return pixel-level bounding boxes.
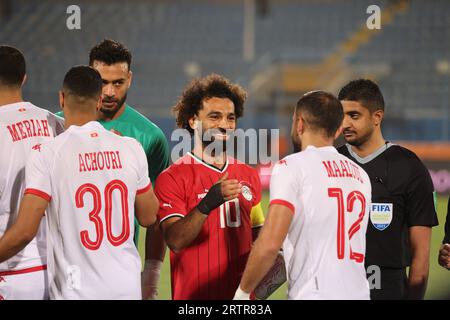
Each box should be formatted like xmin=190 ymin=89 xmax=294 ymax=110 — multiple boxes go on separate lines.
xmin=0 ymin=266 xmax=49 ymax=300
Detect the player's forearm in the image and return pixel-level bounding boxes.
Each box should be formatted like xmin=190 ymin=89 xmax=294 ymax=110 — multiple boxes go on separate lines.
xmin=406 ymin=226 xmax=431 ymax=299
xmin=0 ymin=225 xmax=33 ymax=262
xmin=406 ymin=258 xmax=429 ymax=299
xmin=164 ymin=209 xmax=207 ymax=253
xmin=239 ymin=241 xmax=280 ymax=293
xmin=145 ymin=221 xmax=167 ymax=261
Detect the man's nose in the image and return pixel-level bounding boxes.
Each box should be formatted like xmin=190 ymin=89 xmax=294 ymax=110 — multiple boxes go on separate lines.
xmin=342 ymin=116 xmax=352 ymax=129
xmin=103 ymin=84 xmax=115 ymax=97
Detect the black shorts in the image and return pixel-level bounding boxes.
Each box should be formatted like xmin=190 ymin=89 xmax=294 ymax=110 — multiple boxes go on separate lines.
xmin=370 ymin=267 xmax=407 ymax=300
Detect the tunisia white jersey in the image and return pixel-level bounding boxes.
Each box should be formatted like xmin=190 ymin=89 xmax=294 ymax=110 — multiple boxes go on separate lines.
xmin=270 ymin=146 xmax=371 ymax=300
xmin=24 ymin=121 xmax=151 ymax=300
xmin=0 ymin=102 xmax=64 ymax=273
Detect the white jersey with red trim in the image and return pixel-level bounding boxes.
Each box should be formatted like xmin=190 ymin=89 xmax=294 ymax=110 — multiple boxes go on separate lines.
xmin=0 ymin=102 xmax=64 ymax=273
xmin=24 ymin=121 xmax=151 ymax=299
xmin=269 ymin=146 xmax=371 ymax=300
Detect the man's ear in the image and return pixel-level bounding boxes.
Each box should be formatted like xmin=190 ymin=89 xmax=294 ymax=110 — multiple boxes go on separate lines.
xmin=59 ymin=91 xmax=64 ymax=110
xmin=21 ymin=74 xmax=27 ymax=87
xmin=188 ymin=115 xmax=198 ymax=131
xmin=127 ymin=70 xmax=133 ymax=89
xmin=96 ymin=96 xmax=102 ymax=111
xmin=373 ymin=109 xmax=384 ymax=126
xmin=297 ymin=116 xmax=305 ymax=136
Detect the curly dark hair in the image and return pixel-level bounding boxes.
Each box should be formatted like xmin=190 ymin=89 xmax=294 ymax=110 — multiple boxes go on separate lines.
xmin=173 ymin=74 xmax=247 ymax=134
xmin=89 ymin=39 xmax=132 ymax=69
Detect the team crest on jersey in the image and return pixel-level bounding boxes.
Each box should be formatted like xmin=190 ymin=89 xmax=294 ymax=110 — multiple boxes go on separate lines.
xmin=370 ymin=203 xmax=393 ymax=231
xmin=241 ymin=185 xmax=253 ymax=201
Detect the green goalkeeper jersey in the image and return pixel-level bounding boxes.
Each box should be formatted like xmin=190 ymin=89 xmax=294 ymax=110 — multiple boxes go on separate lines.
xmin=56 ymin=104 xmax=170 ymax=244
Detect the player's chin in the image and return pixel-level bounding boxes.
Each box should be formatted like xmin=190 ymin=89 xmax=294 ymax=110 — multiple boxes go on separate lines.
xmin=343 ymin=134 xmax=359 ymax=145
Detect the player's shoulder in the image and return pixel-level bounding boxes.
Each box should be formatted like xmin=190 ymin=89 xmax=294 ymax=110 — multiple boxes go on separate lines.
xmin=166 ymin=154 xmax=194 ymax=173
xmin=227 ymin=157 xmax=258 ymax=174
xmin=336 ymin=144 xmax=349 ymax=155
xmin=389 ymin=144 xmax=421 ymax=161
xmin=125 ymin=105 xmax=165 ymax=134
xmin=155 ymin=154 xmax=193 ymax=185
xmin=102 ymin=129 xmax=144 ymax=152
xmin=24 ymin=103 xmax=64 ymax=128
xmin=389 ymin=144 xmax=429 ymax=173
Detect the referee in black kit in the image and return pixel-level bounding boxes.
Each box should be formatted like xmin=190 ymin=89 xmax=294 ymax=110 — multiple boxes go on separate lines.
xmin=337 ymin=79 xmax=439 ymax=300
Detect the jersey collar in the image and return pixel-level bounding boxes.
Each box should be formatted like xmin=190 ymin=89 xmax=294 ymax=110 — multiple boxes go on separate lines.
xmin=305 ymin=145 xmax=337 ymax=153
xmin=67 ymin=121 xmax=105 ymax=132
xmin=346 ymin=142 xmax=395 ymax=164
xmin=187 ymin=152 xmax=229 ymax=173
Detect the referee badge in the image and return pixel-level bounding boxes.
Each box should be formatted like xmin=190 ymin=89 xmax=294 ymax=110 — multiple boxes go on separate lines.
xmin=370 ymin=203 xmax=393 ymax=231
xmin=241 ymin=185 xmax=253 ymax=201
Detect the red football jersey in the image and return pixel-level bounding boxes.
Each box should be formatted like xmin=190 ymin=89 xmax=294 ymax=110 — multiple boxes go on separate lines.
xmin=155 ymin=152 xmax=263 ymax=300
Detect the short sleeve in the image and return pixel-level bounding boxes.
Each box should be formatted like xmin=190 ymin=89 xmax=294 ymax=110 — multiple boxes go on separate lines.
xmin=134 ymin=140 xmax=152 ymax=194
xmin=406 ymin=159 xmax=439 ymax=227
xmin=154 ymin=170 xmax=187 ymax=223
xmin=269 ymin=159 xmax=298 ymax=213
xmin=24 ymin=145 xmax=52 ymax=201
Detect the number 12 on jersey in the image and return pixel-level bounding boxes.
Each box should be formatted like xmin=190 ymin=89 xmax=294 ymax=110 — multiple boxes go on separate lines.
xmin=328 ymin=188 xmax=366 ymax=263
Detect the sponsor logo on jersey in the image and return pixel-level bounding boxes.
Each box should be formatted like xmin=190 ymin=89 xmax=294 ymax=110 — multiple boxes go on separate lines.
xmin=18 ymin=108 xmax=26 ymax=112
xmin=90 ymin=132 xmax=98 ymax=138
xmin=370 ymin=203 xmax=393 ymax=231
xmin=162 ymin=203 xmax=173 ymax=208
xmin=32 ymin=143 xmax=42 ymax=152
xmin=241 ymin=185 xmax=253 ymax=201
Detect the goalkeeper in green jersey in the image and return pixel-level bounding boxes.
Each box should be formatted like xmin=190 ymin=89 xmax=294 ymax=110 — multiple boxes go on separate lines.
xmin=57 ymin=39 xmax=169 ymax=299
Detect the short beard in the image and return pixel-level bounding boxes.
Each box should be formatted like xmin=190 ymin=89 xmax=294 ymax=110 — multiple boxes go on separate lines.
xmin=344 ymin=130 xmax=372 ymax=147
xmin=100 ymin=94 xmax=127 ymax=118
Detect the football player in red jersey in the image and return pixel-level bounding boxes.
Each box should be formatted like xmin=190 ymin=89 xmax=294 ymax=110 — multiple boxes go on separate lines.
xmin=154 ymin=74 xmax=266 ymax=300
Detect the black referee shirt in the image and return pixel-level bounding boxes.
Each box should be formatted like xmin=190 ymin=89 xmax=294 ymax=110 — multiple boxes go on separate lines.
xmin=338 ymin=143 xmax=439 ymax=268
